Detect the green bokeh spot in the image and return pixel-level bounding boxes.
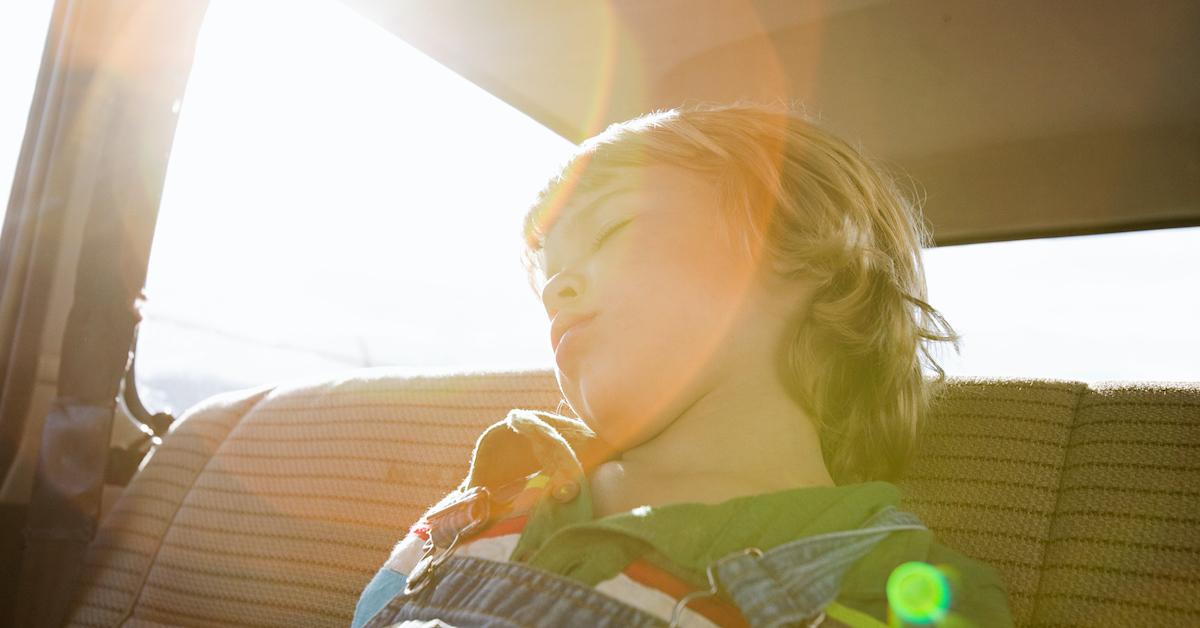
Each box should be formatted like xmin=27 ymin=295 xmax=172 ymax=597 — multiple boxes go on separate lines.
xmin=887 ymin=561 xmax=950 ymax=624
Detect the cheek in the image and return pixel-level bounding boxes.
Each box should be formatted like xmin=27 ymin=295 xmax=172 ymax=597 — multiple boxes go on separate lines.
xmin=620 ymin=227 xmax=753 ymax=345
xmin=567 ymin=232 xmax=753 ymax=447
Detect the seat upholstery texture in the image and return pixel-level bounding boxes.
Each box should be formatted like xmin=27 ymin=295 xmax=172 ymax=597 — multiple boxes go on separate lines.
xmin=64 ymin=370 xmax=1199 ymax=627
xmin=1034 ymin=383 xmax=1200 ymax=626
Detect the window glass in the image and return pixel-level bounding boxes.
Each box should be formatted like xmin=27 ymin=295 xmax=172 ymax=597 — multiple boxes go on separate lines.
xmin=0 ymin=1 xmax=55 ymax=237
xmin=924 ymin=227 xmax=1200 ymax=382
xmin=138 ymin=0 xmax=573 ymax=413
xmin=140 ymin=0 xmax=1197 ymax=414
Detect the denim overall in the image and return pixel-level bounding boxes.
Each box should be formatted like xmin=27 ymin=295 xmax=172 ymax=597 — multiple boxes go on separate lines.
xmin=362 ymin=504 xmax=924 ymax=628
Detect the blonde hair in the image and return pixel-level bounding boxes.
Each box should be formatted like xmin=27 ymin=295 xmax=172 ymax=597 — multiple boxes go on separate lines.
xmin=521 ymin=103 xmax=957 ymax=484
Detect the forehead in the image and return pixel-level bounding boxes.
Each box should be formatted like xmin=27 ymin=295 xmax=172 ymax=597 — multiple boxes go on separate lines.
xmin=552 ymin=168 xmax=650 ymax=226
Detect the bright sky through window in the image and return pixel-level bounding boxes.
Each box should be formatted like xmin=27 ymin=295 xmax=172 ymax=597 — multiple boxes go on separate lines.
xmin=925 ymin=227 xmax=1199 ymax=382
xmin=138 ymin=0 xmax=573 ymax=412
xmin=0 ymin=0 xmax=55 ymax=239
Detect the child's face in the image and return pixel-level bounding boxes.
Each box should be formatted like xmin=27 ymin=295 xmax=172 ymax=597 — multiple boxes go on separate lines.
xmin=541 ymin=164 xmax=811 ymax=454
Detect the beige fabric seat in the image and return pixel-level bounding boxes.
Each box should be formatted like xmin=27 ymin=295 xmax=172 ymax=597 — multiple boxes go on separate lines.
xmin=65 ymin=370 xmax=1200 ymax=627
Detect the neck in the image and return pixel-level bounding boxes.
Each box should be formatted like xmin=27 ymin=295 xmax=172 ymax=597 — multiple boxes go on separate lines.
xmin=587 ymin=367 xmax=834 ymax=517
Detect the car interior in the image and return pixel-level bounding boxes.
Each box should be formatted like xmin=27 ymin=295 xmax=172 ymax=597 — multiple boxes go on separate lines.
xmin=0 ymin=1 xmax=1197 ymax=627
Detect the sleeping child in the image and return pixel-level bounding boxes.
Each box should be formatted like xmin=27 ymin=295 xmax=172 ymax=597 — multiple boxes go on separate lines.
xmin=352 ymin=103 xmax=1013 ymax=627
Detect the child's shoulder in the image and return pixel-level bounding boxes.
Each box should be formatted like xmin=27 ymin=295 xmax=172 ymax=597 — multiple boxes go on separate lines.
xmin=835 ymin=512 xmax=1014 ymax=628
xmin=921 ymin=539 xmax=1014 ymax=627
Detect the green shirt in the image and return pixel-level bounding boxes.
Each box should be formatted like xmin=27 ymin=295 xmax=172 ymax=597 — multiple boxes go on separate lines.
xmin=389 ymin=408 xmax=1014 ymax=627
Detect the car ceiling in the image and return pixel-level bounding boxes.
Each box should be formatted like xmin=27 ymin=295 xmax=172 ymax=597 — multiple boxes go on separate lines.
xmin=340 ymin=0 xmax=1200 ymax=245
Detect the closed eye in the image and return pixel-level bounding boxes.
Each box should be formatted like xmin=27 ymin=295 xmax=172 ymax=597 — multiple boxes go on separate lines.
xmin=590 ymin=219 xmax=633 ymax=251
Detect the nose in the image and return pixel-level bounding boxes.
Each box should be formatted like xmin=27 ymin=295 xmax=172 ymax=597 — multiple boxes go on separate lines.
xmin=541 ymin=270 xmax=585 ymax=318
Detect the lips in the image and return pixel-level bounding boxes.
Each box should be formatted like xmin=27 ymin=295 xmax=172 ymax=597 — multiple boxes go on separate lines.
xmin=551 ymin=313 xmax=596 ymax=353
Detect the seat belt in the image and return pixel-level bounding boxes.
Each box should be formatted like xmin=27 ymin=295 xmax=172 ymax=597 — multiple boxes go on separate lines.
xmin=14 ymin=285 xmax=143 ymax=628
xmin=11 ymin=0 xmax=210 ymax=623
xmin=108 ymin=327 xmax=175 ymax=487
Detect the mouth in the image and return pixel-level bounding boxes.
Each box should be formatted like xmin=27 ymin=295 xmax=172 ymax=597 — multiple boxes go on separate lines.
xmin=551 ymin=314 xmax=597 ymax=353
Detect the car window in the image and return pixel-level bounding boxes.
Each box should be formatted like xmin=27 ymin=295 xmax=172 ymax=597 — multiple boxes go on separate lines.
xmin=925 ymin=227 xmax=1199 ymax=382
xmin=0 ymin=0 xmax=56 ymax=239
xmin=136 ymin=0 xmax=573 ymax=414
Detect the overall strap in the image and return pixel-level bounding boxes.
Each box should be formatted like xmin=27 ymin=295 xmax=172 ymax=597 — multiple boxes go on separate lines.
xmin=675 ymin=506 xmax=925 ymax=628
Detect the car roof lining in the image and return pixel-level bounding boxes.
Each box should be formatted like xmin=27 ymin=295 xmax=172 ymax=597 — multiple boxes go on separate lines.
xmin=339 ymin=0 xmax=1200 ymax=245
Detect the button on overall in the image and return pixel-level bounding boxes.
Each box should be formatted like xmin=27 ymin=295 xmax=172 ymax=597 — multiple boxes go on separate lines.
xmin=551 ymin=480 xmax=580 ymax=503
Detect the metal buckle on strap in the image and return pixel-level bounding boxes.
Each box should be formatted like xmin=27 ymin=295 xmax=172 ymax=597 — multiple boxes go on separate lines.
xmin=402 ymin=486 xmax=492 ymax=595
xmin=668 ymin=546 xmax=827 ymax=628
xmin=669 ymin=547 xmax=762 ymax=627
xmin=403 ymin=532 xmax=462 ymax=595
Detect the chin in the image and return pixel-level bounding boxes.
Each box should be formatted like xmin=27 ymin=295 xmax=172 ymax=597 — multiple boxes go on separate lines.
xmin=569 ymin=377 xmax=669 ymax=452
